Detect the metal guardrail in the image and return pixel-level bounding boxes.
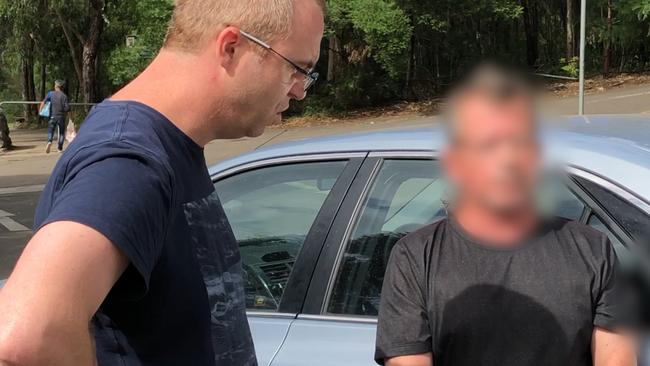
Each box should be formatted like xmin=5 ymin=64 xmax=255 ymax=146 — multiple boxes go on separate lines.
xmin=0 ymin=100 xmax=98 ymax=145
xmin=0 ymin=101 xmax=98 ymax=108
xmin=532 ymin=73 xmax=579 ymax=81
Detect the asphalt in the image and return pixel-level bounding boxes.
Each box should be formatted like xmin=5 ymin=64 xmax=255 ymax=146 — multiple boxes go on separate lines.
xmin=1 ymin=83 xmax=649 ymax=277
xmin=0 ymin=192 xmax=38 ymax=278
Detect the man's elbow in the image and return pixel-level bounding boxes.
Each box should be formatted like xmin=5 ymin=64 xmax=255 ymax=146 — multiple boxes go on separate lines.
xmin=0 ymin=325 xmax=48 ymax=366
xmin=0 ymin=318 xmax=90 ymax=366
xmin=0 ymin=341 xmax=36 ymax=365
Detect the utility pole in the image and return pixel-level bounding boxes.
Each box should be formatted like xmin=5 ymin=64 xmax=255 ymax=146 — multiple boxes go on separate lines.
xmin=578 ymin=0 xmax=587 ymax=115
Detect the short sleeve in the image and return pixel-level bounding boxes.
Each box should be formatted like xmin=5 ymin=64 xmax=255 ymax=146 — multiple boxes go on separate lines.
xmin=44 ymin=91 xmax=52 ymax=102
xmin=375 ymin=239 xmax=432 ymax=364
xmin=593 ymin=237 xmax=636 ymax=330
xmin=37 ymin=153 xmax=173 ymax=299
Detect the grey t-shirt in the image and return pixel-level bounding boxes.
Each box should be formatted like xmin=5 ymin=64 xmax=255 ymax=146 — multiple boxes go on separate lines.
xmin=375 ymin=218 xmax=625 ymax=366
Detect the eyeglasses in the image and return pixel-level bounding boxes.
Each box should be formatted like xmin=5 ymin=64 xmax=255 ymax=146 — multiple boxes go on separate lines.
xmin=239 ymin=30 xmax=319 ymax=92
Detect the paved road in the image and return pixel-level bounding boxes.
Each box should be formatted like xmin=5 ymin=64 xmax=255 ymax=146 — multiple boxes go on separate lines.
xmin=539 ymin=83 xmax=650 ymax=115
xmin=0 ymin=191 xmax=39 ymax=278
xmin=1 ymin=83 xmax=649 ymax=277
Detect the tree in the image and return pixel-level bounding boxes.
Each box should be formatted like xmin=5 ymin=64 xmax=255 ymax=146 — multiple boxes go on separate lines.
xmin=603 ymin=0 xmax=613 ymax=76
xmin=566 ymin=0 xmax=576 ymax=59
xmin=52 ymin=0 xmax=106 ymax=104
xmin=0 ymin=0 xmax=45 ymax=123
xmin=3 ymin=0 xmax=650 ymax=121
xmin=104 ymin=0 xmax=173 ymax=90
xmin=522 ymin=0 xmax=540 ymax=68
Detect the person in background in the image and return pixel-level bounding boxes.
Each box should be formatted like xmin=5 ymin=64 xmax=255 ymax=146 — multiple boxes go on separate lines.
xmin=0 ymin=0 xmax=325 ymax=365
xmin=0 ymin=108 xmax=11 ymax=151
xmin=40 ymin=79 xmax=70 ymax=153
xmin=375 ymin=63 xmax=637 ymax=366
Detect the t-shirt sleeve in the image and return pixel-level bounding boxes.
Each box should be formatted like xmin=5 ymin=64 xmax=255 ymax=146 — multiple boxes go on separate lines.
xmin=44 ymin=91 xmax=52 ymax=103
xmin=37 ymin=152 xmax=173 ymax=299
xmin=592 ymin=236 xmax=635 ymax=330
xmin=375 ymin=239 xmax=432 ymax=365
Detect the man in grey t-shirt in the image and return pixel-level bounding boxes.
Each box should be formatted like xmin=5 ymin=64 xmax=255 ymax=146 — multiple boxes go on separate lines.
xmin=41 ymin=79 xmax=70 ymax=153
xmin=375 ymin=63 xmax=637 ymax=366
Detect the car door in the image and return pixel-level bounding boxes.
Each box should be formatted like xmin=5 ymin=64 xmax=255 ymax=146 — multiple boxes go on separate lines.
xmin=212 ymin=154 xmax=365 ymax=366
xmin=271 ymin=153 xmax=649 ymax=366
xmin=568 ymin=169 xmax=650 ymax=365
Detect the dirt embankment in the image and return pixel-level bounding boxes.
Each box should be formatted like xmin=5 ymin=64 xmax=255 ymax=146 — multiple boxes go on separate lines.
xmin=279 ymin=72 xmax=650 ymax=128
xmin=548 ymin=72 xmax=650 ymax=97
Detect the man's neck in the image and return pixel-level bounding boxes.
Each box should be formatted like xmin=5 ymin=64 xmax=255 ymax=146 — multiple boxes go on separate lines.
xmin=109 ymin=49 xmax=228 ymax=147
xmin=452 ymin=199 xmax=539 ymax=247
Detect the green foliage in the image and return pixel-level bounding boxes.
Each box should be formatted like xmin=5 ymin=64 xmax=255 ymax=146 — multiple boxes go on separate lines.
xmin=104 ymin=0 xmax=173 ymax=88
xmin=487 ymin=0 xmax=524 ymax=19
xmin=633 ymin=0 xmax=650 ymax=20
xmin=327 ymin=0 xmax=413 ymax=78
xmin=2 ymin=0 xmax=650 ymax=118
xmin=105 ymin=44 xmax=151 ymax=87
xmin=345 ymin=0 xmax=413 ymax=78
xmin=560 ymin=57 xmax=580 ymax=78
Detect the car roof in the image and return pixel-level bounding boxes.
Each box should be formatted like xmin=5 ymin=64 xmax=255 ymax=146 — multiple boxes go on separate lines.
xmin=210 ymin=115 xmax=650 ymax=200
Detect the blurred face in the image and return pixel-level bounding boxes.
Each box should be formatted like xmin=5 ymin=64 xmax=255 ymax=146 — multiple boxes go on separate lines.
xmin=444 ymin=94 xmax=540 ymax=215
xmin=226 ymin=1 xmax=324 ymax=138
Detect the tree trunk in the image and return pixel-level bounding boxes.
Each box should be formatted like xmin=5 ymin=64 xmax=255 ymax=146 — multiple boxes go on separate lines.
xmin=21 ymin=34 xmax=38 ymax=123
xmin=82 ymin=0 xmax=105 ymax=104
xmin=0 ymin=111 xmax=11 ymax=150
xmin=566 ymin=0 xmax=575 ymax=60
xmin=522 ymin=0 xmax=539 ymax=68
xmin=404 ymin=33 xmax=415 ymax=99
xmin=603 ymin=0 xmax=612 ymax=77
xmin=56 ymin=9 xmax=83 ymax=88
xmin=40 ymin=52 xmax=47 ymax=100
xmin=327 ymin=35 xmax=341 ymax=82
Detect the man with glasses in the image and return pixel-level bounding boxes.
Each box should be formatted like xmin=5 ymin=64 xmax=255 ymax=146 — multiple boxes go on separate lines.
xmin=0 ymin=1 xmax=325 ymax=365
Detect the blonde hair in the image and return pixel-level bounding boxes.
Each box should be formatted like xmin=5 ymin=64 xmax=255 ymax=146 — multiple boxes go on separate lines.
xmin=164 ymin=0 xmax=326 ymax=52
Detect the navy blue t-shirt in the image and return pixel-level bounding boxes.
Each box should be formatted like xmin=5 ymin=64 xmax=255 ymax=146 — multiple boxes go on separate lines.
xmin=34 ymin=100 xmax=257 ymax=366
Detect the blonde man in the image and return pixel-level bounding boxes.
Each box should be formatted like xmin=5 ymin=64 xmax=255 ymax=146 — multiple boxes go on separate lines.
xmin=0 ymin=0 xmax=325 ymax=365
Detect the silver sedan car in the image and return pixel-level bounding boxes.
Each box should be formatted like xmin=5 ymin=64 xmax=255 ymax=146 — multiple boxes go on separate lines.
xmin=209 ymin=115 xmax=650 ymax=366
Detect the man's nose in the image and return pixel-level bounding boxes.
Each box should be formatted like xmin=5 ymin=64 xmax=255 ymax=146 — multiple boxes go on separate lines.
xmin=288 ymin=81 xmax=307 ymax=101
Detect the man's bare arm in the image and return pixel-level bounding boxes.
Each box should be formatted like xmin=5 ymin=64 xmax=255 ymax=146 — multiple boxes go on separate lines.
xmin=592 ymin=327 xmax=637 ymax=366
xmin=0 ymin=221 xmax=128 ymax=365
xmin=386 ymin=353 xmax=434 ymax=366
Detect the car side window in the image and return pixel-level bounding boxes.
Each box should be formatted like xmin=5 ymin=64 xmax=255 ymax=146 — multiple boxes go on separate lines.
xmin=215 ymin=160 xmax=348 ymax=311
xmin=328 ymin=159 xmax=445 ymax=316
xmin=537 ymin=176 xmax=585 ymax=221
xmin=587 ymin=214 xmax=632 ymax=265
xmin=574 ymin=176 xmax=650 ymax=249
xmin=328 ymin=160 xmax=590 ymax=317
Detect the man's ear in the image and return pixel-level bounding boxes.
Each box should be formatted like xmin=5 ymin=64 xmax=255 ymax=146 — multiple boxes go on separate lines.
xmin=216 ymin=26 xmax=244 ymax=69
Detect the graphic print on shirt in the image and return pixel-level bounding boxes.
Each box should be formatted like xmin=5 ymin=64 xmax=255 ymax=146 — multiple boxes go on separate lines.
xmin=184 ymin=192 xmax=258 ymax=366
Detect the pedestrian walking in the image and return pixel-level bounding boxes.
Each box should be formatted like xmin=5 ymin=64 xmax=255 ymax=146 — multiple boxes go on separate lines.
xmin=40 ymin=79 xmax=70 ymax=153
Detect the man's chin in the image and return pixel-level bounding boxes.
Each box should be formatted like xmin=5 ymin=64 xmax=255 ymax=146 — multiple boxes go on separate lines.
xmin=486 ymin=200 xmax=536 ymax=217
xmin=244 ymin=113 xmax=281 ymax=138
xmin=247 ymin=128 xmax=265 ymax=138
xmin=246 ymin=123 xmax=268 ymax=138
